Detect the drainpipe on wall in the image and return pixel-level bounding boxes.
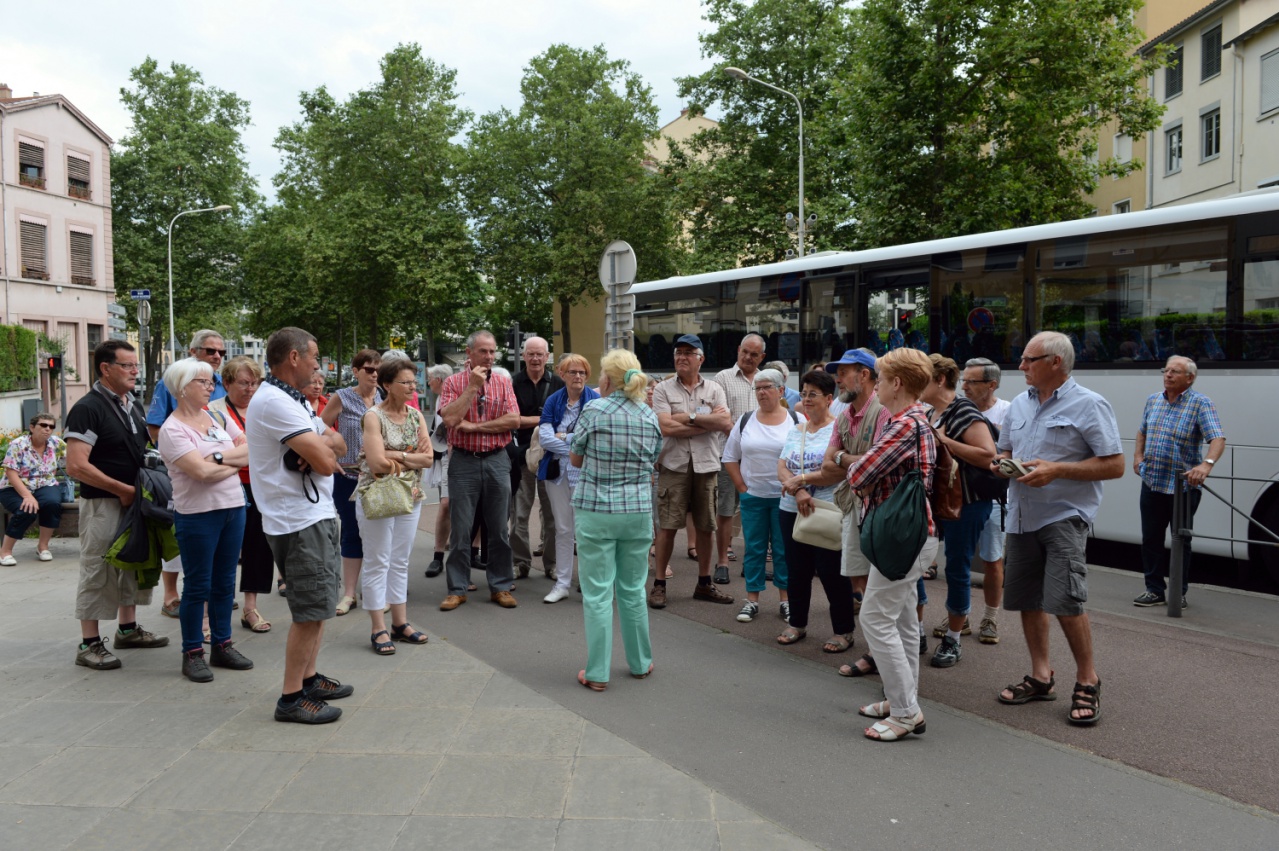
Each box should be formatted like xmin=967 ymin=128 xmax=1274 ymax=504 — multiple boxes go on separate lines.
xmin=1235 ymin=44 xmax=1245 ymax=193
xmin=1146 ymin=71 xmax=1155 ymax=209
xmin=0 ymin=103 xmax=9 ymax=323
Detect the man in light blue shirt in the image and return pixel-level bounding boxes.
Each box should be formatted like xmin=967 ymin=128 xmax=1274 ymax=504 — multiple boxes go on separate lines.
xmin=991 ymin=331 xmax=1123 ymax=727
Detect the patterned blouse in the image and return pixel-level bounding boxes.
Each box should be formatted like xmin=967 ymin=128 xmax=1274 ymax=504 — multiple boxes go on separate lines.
xmin=356 ymin=406 xmax=425 ymax=502
xmin=1 ymin=434 xmax=64 ymax=491
xmin=571 ymin=394 xmax=663 ymax=514
xmin=334 ymin=386 xmax=381 ymax=477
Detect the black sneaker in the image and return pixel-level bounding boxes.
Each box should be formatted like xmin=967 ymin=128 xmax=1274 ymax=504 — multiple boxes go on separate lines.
xmin=210 ymin=641 xmax=254 ymax=670
xmin=182 ymin=649 xmax=214 ymax=683
xmin=425 ymin=557 xmax=444 ymax=578
xmin=779 ymin=601 xmax=790 ymax=622
xmin=713 ymin=565 xmax=730 ymax=584
xmin=930 ymin=635 xmax=962 ymax=668
xmin=275 ymin=696 xmax=341 ymax=724
xmin=918 ymin=634 xmax=929 ymax=656
xmin=303 ymin=673 xmax=354 ymax=701
xmin=1133 ymin=591 xmax=1165 ymax=607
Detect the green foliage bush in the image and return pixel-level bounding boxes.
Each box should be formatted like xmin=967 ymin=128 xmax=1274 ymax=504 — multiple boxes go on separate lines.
xmin=0 ymin=326 xmax=38 ymax=392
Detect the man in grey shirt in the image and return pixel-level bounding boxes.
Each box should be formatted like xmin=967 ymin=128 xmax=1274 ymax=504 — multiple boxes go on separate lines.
xmin=991 ymin=331 xmax=1123 ymax=726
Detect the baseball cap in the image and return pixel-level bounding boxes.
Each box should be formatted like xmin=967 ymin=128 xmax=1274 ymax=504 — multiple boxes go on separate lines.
xmin=674 ymin=334 xmax=703 ymax=349
xmin=825 ymin=350 xmax=877 ymax=373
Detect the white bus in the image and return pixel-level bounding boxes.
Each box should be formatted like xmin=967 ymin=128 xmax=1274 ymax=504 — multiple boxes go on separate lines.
xmin=630 ymin=189 xmax=1279 ymax=590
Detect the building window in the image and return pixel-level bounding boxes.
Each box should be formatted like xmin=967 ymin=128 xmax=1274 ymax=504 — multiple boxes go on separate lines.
xmin=1166 ymin=44 xmax=1184 ymax=99
xmin=1113 ymin=200 xmax=1131 ymax=215
xmin=1202 ymin=109 xmax=1221 ymax=161
xmin=69 ymin=227 xmax=94 ymax=285
xmin=87 ymin=324 xmax=104 ymax=352
xmin=1113 ymin=133 xmax=1132 ymax=164
xmin=18 ymin=138 xmax=45 ymax=190
xmin=1166 ymin=126 xmax=1183 ymax=174
xmin=1202 ymin=25 xmax=1222 ymax=81
xmin=1264 ymin=49 xmax=1279 ymax=115
xmin=67 ymin=153 xmax=91 ymax=200
xmin=19 ymin=215 xmax=48 ymax=279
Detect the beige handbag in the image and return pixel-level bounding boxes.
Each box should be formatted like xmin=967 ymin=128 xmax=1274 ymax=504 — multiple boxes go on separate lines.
xmin=525 ymin=429 xmax=545 ymax=472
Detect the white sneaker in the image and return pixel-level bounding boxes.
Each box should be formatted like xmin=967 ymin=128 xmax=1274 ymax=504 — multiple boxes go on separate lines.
xmin=543 ymin=587 xmax=571 ymax=604
xmin=37 ymin=550 xmax=53 ymax=562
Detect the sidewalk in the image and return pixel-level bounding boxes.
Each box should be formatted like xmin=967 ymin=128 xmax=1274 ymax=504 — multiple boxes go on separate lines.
xmin=0 ymin=538 xmax=818 ymax=851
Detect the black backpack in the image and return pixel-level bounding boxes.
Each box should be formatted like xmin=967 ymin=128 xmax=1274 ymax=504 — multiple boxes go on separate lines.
xmin=737 ymin=409 xmax=799 ymax=432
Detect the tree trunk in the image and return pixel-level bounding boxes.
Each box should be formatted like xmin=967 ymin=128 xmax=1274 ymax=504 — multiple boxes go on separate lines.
xmin=424 ymin=329 xmax=435 ymax=365
xmin=559 ymin=300 xmax=572 ymax=354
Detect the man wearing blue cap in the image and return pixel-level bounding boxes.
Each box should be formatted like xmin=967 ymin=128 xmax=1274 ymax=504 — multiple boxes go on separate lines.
xmin=649 ymin=334 xmax=734 ymax=608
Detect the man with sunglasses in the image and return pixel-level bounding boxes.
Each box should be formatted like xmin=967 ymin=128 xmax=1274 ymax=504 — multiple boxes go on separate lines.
xmin=146 ymin=330 xmax=228 ymax=616
xmin=65 ymin=341 xmax=170 ymax=671
xmin=437 ymin=330 xmax=521 ymax=611
xmin=961 ymin=357 xmax=1011 ymax=644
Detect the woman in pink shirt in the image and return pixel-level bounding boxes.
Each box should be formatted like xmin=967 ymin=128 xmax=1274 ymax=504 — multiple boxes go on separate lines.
xmin=157 ymin=358 xmax=253 ymax=684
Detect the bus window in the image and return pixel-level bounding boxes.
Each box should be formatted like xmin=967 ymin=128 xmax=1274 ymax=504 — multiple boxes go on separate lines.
xmin=936 ymin=246 xmax=1025 ymax=365
xmin=633 ymin=283 xmax=718 ymax=372
xmin=863 ymin=266 xmax=930 ymax=356
xmin=1035 ymin=224 xmax=1229 ymax=364
xmin=803 ymin=275 xmax=855 ymax=368
xmin=719 ymin=274 xmax=803 ymax=373
xmin=1242 ymin=258 xmax=1279 ymax=361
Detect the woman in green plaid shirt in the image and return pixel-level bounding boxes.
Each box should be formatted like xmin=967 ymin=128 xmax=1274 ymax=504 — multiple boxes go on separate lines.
xmin=569 ymin=350 xmax=663 ymax=691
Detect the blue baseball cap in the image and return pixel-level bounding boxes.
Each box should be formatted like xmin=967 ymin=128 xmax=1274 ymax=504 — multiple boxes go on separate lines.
xmin=825 ymin=349 xmax=877 ymax=373
xmin=674 ymin=334 xmax=703 ymax=350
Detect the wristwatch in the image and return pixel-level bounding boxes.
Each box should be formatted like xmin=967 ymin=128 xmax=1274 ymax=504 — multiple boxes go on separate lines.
xmin=835 ymin=451 xmax=846 ymax=467
xmin=1205 ymin=458 xmax=1216 ymax=466
xmin=689 ymin=411 xmax=698 ymax=424
xmin=212 ymin=452 xmax=224 ymax=465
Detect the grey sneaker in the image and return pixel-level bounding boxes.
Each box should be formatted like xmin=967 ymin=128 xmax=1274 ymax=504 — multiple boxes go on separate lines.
xmin=932 ymin=616 xmax=971 ymax=638
xmin=1133 ymin=591 xmax=1165 ymax=607
xmin=303 ymin=673 xmax=354 ymax=701
xmin=275 ymin=696 xmax=341 ymax=724
xmin=930 ymin=635 xmax=962 ymax=668
xmin=736 ymin=601 xmax=759 ymax=622
xmin=76 ymin=638 xmax=121 ymax=670
xmin=978 ymin=617 xmax=1000 ymax=645
xmin=182 ymin=649 xmax=214 ymax=683
xmin=779 ymin=601 xmax=790 ymax=622
xmin=210 ymin=641 xmax=254 ymax=670
xmin=114 ymin=624 xmax=170 ymax=649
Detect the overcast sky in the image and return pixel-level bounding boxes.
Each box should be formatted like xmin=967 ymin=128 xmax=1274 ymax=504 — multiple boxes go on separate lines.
xmin=6 ymin=0 xmax=713 ymax=198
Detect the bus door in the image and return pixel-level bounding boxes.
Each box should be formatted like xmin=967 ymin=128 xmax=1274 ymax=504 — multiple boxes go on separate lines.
xmin=861 ymin=266 xmax=931 ymax=357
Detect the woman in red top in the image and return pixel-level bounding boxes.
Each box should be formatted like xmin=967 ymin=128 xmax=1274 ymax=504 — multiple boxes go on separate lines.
xmin=844 ymin=348 xmax=939 ymax=742
xmin=305 ymin=370 xmax=328 ymax=416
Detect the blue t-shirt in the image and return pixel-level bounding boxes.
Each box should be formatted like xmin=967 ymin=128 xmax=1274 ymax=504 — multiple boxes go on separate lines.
xmin=147 ymin=373 xmax=225 ymax=427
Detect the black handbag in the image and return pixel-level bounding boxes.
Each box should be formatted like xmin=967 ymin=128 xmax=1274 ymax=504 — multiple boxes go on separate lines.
xmin=860 ymin=416 xmax=931 ymax=581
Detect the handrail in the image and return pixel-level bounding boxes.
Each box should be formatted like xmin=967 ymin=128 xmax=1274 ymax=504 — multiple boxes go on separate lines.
xmin=1169 ymin=473 xmax=1279 ymax=618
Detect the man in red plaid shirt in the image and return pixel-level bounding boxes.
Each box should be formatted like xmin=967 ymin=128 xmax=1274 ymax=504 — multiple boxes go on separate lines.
xmin=438 ymin=331 xmax=521 ymax=611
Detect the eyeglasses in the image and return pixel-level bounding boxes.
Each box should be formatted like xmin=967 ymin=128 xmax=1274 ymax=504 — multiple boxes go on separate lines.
xmin=754 ymin=384 xmax=776 ymax=392
xmin=564 ymin=370 xmax=588 ymax=377
xmin=233 ymin=379 xmax=260 ymax=389
xmin=673 ymin=350 xmax=698 ymax=359
xmin=33 ymin=423 xmax=55 ymax=429
xmin=799 ymin=391 xmax=828 ymax=400
xmin=1160 ymin=368 xmax=1188 ymax=376
xmin=200 ymin=347 xmax=227 ymax=358
xmin=190 ymin=379 xmax=215 ymax=388
xmin=961 ymin=378 xmax=992 ymax=384
xmin=360 ymin=366 xmax=378 ymax=375
xmin=394 ymin=380 xmax=417 ymax=387
xmin=112 ymin=361 xmax=140 ymax=372
xmin=1020 ymin=354 xmax=1052 ymax=365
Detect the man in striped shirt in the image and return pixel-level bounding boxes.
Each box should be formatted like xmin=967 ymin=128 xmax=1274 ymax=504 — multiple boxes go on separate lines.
xmin=1132 ymin=355 xmax=1225 ymax=607
xmin=437 ymin=330 xmax=521 ymax=611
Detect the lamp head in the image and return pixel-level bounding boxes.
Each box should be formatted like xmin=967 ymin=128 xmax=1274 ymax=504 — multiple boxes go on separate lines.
xmin=213 ymin=205 xmax=232 ymax=212
xmin=724 ymin=67 xmax=749 ymax=81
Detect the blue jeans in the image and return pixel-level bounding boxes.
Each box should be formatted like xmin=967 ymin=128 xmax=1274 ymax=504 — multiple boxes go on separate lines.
xmin=740 ymin=492 xmax=788 ymax=593
xmin=1140 ymin=482 xmax=1200 ymax=596
xmin=332 ymin=473 xmax=363 ymax=559
xmin=940 ymin=500 xmax=993 ymax=617
xmin=0 ymin=485 xmax=63 ymax=539
xmin=174 ymin=507 xmax=246 ymax=652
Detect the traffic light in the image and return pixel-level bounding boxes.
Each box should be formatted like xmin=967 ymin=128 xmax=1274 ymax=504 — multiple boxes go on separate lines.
xmin=505 ymin=326 xmax=519 ymax=351
xmin=46 ymin=354 xmax=62 ymax=372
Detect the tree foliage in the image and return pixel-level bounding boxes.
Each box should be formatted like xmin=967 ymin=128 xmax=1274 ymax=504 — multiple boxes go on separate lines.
xmin=111 ymin=58 xmax=261 ymax=392
xmin=664 ymin=0 xmax=855 ymax=272
xmin=839 ymin=0 xmax=1167 ymax=247
xmin=244 ymin=44 xmax=481 ymax=364
xmin=465 ymin=44 xmax=677 ymax=351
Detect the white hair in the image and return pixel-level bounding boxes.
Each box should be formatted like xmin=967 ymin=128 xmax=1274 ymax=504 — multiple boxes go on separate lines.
xmin=522 ymin=335 xmax=548 ymax=353
xmin=1166 ymin=355 xmax=1197 ymax=378
xmin=163 ymin=357 xmax=214 ymax=397
xmin=490 ymin=366 xmax=512 ymax=381
xmin=754 ymin=368 xmax=785 ymax=388
xmin=1029 ymin=331 xmax=1075 ymax=373
xmin=189 ymin=329 xmax=224 ymax=351
xmin=427 ymin=363 xmax=453 ymax=382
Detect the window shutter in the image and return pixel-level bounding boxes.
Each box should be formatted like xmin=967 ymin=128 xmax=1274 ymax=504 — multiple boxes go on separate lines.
xmin=1166 ymin=46 xmax=1184 ymax=98
xmin=17 ymin=138 xmax=44 ymax=169
xmin=19 ymin=219 xmax=48 ymax=279
xmin=69 ymin=229 xmax=94 ymax=285
xmin=1263 ymin=51 xmax=1279 ymax=115
xmin=1202 ymin=27 xmax=1222 ymax=80
xmin=67 ymin=153 xmax=91 ymax=198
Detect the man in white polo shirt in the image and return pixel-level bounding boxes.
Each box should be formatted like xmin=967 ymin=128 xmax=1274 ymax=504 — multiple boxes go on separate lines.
xmin=247 ymin=327 xmax=351 ymax=725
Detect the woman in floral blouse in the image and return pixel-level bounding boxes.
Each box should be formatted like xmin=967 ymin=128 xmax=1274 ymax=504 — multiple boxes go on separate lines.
xmin=0 ymin=412 xmax=65 ymax=564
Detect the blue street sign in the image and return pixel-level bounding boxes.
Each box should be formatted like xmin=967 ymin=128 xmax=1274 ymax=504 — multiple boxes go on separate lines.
xmin=130 ymin=289 xmax=151 ymax=300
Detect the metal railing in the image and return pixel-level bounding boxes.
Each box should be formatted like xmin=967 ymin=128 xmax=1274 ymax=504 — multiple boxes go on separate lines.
xmin=1169 ymin=472 xmax=1279 ymax=617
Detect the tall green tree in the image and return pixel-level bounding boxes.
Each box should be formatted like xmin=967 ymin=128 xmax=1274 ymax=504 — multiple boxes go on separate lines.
xmin=465 ymin=44 xmax=677 ymax=351
xmin=839 ymin=0 xmax=1167 ymax=247
xmin=664 ymin=0 xmax=855 ymax=272
xmin=246 ymin=44 xmax=481 ymax=363
xmin=112 ymin=58 xmax=261 ymax=393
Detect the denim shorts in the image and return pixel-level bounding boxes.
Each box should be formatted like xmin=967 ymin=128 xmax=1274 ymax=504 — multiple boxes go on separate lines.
xmin=1003 ymin=516 xmax=1089 ymax=617
xmin=266 ymin=518 xmax=341 ymax=623
xmin=977 ymin=500 xmax=1006 ymax=562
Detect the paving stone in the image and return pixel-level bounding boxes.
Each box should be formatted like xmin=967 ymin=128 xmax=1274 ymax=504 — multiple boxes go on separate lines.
xmin=555 ymin=818 xmax=721 ymax=851
xmin=128 ymin=749 xmax=311 ymax=812
xmin=0 ymin=668 xmax=91 ymax=701
xmin=43 ymin=665 xmax=174 ymax=703
xmin=449 ymin=708 xmax=583 ymax=757
xmin=146 ymin=668 xmax=281 ymax=704
xmin=319 ymin=707 xmax=463 ymax=755
xmin=195 ymin=702 xmax=346 ymax=753
xmin=267 ymin=753 xmax=440 ymax=815
xmin=474 ymin=671 xmax=563 ymax=710
xmin=236 ymin=812 xmax=407 ymax=851
xmin=0 ymin=700 xmax=124 ymax=746
xmin=394 ymin=815 xmax=559 ymax=850
xmin=68 ymin=807 xmax=256 ymax=851
xmin=413 ymin=755 xmax=571 ymax=818
xmin=393 ymin=641 xmax=493 ymax=673
xmin=0 ymin=744 xmax=61 ymax=786
xmin=712 ymin=792 xmax=768 ymax=823
xmin=718 ymin=819 xmax=823 ymax=850
xmin=365 ymin=671 xmax=490 ymax=709
xmin=0 ymin=745 xmax=184 ymax=807
xmin=565 ymin=757 xmax=714 ymax=821
xmin=0 ymin=802 xmax=108 ymax=850
xmin=78 ymin=701 xmax=243 ymax=749
xmin=578 ymin=723 xmax=652 ymax=758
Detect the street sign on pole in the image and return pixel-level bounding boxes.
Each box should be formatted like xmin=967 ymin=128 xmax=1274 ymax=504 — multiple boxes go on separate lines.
xmin=137 ymin=301 xmax=152 ymax=327
xmin=130 ymin=289 xmax=152 ymax=300
xmin=599 ymin=240 xmax=637 ymax=352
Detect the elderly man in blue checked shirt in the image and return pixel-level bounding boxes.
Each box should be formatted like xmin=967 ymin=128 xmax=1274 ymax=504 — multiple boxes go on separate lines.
xmin=991 ymin=331 xmax=1124 ymax=727
xmin=1131 ymin=355 xmax=1225 ymax=607
xmin=568 ymin=350 xmax=663 ymax=692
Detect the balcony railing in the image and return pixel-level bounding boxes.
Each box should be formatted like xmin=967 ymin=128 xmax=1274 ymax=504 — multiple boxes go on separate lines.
xmin=68 ymin=184 xmax=91 ymax=200
xmin=20 ymin=266 xmax=49 ymax=281
xmin=19 ymin=173 xmax=46 ymax=190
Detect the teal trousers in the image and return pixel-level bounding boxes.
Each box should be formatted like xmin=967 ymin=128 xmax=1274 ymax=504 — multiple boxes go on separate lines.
xmin=575 ymin=509 xmax=653 ymax=684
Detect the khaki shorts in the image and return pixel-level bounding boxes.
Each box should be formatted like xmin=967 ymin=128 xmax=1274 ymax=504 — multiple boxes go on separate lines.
xmin=267 ymin=518 xmax=341 ymax=623
xmin=716 ymin=468 xmax=740 ymax=518
xmin=657 ymin=463 xmax=718 ymax=532
xmin=840 ymin=511 xmax=871 ymax=578
xmin=75 ymin=498 xmax=152 ymax=621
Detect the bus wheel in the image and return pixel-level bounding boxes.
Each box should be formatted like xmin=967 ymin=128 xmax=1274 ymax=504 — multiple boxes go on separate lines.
xmin=1249 ymin=495 xmax=1279 ymax=591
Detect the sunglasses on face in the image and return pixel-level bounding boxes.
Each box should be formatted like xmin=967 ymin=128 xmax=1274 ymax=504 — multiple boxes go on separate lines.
xmin=200 ymin=347 xmax=227 ymax=358
xmin=360 ymin=366 xmax=378 ymax=375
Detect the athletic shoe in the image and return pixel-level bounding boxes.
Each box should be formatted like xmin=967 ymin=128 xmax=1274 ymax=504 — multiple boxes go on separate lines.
xmin=76 ymin=639 xmax=121 ymax=670
xmin=713 ymin=565 xmax=730 ymax=584
xmin=736 ymin=601 xmax=759 ymax=622
xmin=303 ymin=673 xmax=355 ymax=701
xmin=210 ymin=641 xmax=254 ymax=670
xmin=779 ymin=601 xmax=790 ymax=622
xmin=114 ymin=624 xmax=170 ymax=648
xmin=275 ymin=696 xmax=341 ymax=724
xmin=930 ymin=635 xmax=962 ymax=668
xmin=1133 ymin=591 xmax=1165 ymax=607
xmin=978 ymin=617 xmax=999 ymax=645
xmin=182 ymin=649 xmax=214 ymax=683
xmin=932 ymin=616 xmax=971 ymax=638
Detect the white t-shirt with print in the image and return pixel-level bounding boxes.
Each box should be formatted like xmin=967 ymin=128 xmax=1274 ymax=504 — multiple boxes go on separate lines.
xmin=246 ymin=382 xmax=337 ymax=536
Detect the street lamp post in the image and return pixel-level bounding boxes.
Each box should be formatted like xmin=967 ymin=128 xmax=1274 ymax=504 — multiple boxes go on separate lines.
xmin=723 ymin=67 xmax=808 ymax=258
xmin=167 ymin=205 xmax=233 ymax=361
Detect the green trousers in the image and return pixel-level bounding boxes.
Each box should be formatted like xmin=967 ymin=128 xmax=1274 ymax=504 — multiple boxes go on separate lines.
xmin=575 ymin=509 xmax=653 ymax=684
